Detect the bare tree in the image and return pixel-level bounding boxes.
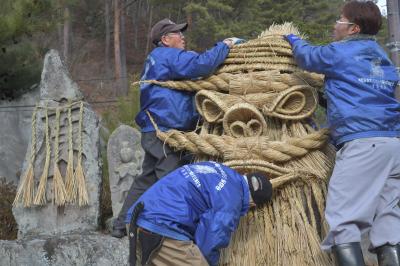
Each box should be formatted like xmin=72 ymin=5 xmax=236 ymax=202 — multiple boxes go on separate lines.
xmin=63 ymin=6 xmax=71 ymax=65
xmin=114 ymin=0 xmax=122 ymax=95
xmin=120 ymin=0 xmax=128 ymax=95
xmin=105 ymin=0 xmax=112 ymax=77
xmin=145 ymin=3 xmax=153 ymax=55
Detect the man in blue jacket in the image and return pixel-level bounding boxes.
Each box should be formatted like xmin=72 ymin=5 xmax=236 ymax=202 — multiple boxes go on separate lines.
xmin=112 ymin=18 xmax=239 ymax=238
xmin=285 ymin=1 xmax=400 ymax=265
xmin=126 ymin=161 xmax=273 ymax=266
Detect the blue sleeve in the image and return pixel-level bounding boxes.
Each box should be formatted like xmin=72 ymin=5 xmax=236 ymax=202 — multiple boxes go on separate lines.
xmin=194 ymin=211 xmax=240 ymax=266
xmin=167 ymin=42 xmax=230 ymax=79
xmin=292 ymin=39 xmax=339 ymax=75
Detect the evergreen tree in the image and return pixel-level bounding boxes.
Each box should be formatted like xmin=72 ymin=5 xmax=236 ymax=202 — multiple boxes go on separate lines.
xmin=0 ymin=0 xmax=56 ymax=100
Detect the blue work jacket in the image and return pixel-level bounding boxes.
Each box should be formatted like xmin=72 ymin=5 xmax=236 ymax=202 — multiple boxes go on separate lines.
xmin=135 ymin=42 xmax=230 ymax=132
xmin=125 ymin=161 xmax=250 ymax=266
xmin=292 ymin=35 xmax=400 ymax=146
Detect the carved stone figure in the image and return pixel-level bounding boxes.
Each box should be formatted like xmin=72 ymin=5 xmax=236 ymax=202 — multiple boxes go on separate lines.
xmin=107 ymin=125 xmax=143 ymax=220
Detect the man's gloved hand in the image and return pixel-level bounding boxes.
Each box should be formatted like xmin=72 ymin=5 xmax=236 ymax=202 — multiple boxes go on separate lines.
xmin=223 ymin=37 xmax=246 ymax=47
xmin=284 ymin=34 xmax=301 ymax=46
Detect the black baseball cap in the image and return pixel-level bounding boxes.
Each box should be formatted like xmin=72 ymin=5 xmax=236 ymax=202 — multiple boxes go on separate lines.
xmin=150 ymin=18 xmax=188 ymax=45
xmin=246 ymin=172 xmax=273 ymax=205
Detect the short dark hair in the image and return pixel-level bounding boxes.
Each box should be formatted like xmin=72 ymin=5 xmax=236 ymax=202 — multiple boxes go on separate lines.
xmin=342 ymin=1 xmax=382 ymax=35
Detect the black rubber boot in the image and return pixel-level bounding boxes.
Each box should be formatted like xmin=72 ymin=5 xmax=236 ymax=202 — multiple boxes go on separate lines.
xmin=332 ymin=242 xmax=365 ymax=266
xmin=376 ymin=244 xmax=400 ymax=266
xmin=111 ymin=227 xmax=127 ymax=238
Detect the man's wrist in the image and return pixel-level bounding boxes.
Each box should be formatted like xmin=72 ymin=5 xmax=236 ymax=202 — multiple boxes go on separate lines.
xmin=284 ymin=34 xmax=301 ymax=46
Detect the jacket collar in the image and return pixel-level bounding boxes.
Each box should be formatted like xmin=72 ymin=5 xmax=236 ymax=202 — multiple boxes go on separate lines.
xmin=341 ymin=34 xmax=376 ymax=42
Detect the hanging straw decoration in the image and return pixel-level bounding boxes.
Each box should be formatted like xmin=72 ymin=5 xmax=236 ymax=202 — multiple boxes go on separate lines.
xmin=74 ymin=101 xmax=89 ymax=206
xmin=52 ymin=107 xmax=67 ymax=206
xmin=65 ymin=104 xmax=77 ymax=203
xmin=13 ymin=107 xmax=38 ymax=207
xmin=34 ymin=106 xmax=52 ymax=206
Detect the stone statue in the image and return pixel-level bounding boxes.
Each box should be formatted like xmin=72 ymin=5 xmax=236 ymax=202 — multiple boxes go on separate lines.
xmin=107 ymin=125 xmax=143 ymax=220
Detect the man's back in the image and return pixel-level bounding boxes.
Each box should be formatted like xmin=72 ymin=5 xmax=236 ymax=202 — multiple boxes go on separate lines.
xmin=126 ymin=161 xmax=249 ymax=265
xmin=135 ymin=44 xmax=230 ymax=132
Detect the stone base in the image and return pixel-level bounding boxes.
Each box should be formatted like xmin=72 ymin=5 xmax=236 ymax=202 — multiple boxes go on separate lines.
xmin=0 ymin=232 xmax=128 ymax=266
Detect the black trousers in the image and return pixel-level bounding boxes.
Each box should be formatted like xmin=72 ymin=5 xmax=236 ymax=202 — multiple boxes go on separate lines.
xmin=113 ymin=131 xmax=192 ymax=230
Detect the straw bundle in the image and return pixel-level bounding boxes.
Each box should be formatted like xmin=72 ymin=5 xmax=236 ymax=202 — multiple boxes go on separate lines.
xmin=227 ymin=51 xmax=288 ymax=58
xmin=235 ymin=38 xmax=291 ymax=49
xmin=229 ymin=70 xmax=289 ymax=94
xmin=195 ymin=90 xmax=279 ymax=123
xmin=224 ymin=56 xmax=295 ymax=65
xmin=228 ymin=47 xmax=293 ymax=57
xmin=137 ymin=73 xmax=232 ymax=93
xmin=262 ymin=85 xmax=318 ymax=120
xmin=215 ymin=63 xmax=301 ymax=74
xmin=34 ymin=107 xmax=51 ymax=205
xmin=137 ymin=71 xmax=323 ymax=96
xmin=13 ymin=107 xmax=38 ymax=207
xmin=74 ymin=102 xmax=89 ymax=206
xmin=223 ymin=103 xmax=267 ymax=138
xmin=65 ymin=105 xmax=77 ymax=203
xmin=147 ymin=111 xmax=329 ymax=165
xmin=52 ymin=108 xmax=67 ymax=206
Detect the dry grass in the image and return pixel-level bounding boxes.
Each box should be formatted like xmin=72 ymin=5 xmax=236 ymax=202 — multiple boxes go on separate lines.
xmin=0 ymin=177 xmax=18 ymax=240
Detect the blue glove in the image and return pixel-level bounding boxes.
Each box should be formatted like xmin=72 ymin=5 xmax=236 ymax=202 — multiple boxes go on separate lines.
xmin=284 ymin=34 xmax=301 ymax=46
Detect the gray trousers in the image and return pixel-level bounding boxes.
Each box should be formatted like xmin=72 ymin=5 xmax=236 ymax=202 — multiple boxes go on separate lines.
xmin=321 ymin=137 xmax=400 ymax=250
xmin=113 ymin=131 xmax=192 ymax=230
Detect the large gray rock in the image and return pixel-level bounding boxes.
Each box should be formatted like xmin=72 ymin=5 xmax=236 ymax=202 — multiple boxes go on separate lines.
xmin=12 ymin=50 xmax=102 ymax=238
xmin=107 ymin=125 xmax=143 ymax=219
xmin=0 ymin=233 xmax=128 ymax=266
xmin=40 ymin=50 xmax=83 ymax=101
xmin=0 ymin=86 xmax=40 ymax=184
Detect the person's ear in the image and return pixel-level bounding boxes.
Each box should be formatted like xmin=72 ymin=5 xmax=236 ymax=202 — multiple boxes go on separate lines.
xmin=350 ymin=24 xmax=361 ymax=35
xmin=160 ymin=35 xmax=169 ymax=47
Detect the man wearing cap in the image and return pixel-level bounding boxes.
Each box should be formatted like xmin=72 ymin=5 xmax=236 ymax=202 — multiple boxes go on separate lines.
xmin=111 ymin=18 xmax=240 ymax=238
xmin=126 ymin=161 xmax=273 ymax=266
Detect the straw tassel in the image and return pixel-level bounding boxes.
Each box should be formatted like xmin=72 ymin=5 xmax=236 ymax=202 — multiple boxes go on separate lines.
xmin=13 ymin=107 xmax=38 ymax=207
xmin=75 ymin=102 xmax=89 ymax=206
xmin=65 ymin=105 xmax=77 ymax=203
xmin=52 ymin=107 xmax=67 ymax=206
xmin=34 ymin=106 xmax=52 ymax=205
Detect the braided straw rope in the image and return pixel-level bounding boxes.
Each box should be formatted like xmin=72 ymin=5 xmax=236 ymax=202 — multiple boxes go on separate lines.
xmin=224 ymin=56 xmax=295 ymax=65
xmin=34 ymin=106 xmax=51 ymax=205
xmin=52 ymin=107 xmax=67 ymax=206
xmin=135 ymin=71 xmax=323 ymax=95
xmin=147 ymin=111 xmax=329 ymax=164
xmin=65 ymin=104 xmax=77 ymax=203
xmin=13 ymin=107 xmax=38 ymax=207
xmin=215 ymin=63 xmax=301 ymax=74
xmin=234 ymin=38 xmax=291 ymax=49
xmin=227 ymin=51 xmax=289 ymax=58
xmin=138 ymin=73 xmax=231 ymax=93
xmin=74 ymin=102 xmax=89 ymax=206
xmin=229 ymin=46 xmax=293 ymax=55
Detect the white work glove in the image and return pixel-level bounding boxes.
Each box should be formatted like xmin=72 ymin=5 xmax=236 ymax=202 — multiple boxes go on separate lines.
xmin=223 ymin=37 xmax=246 ymax=47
